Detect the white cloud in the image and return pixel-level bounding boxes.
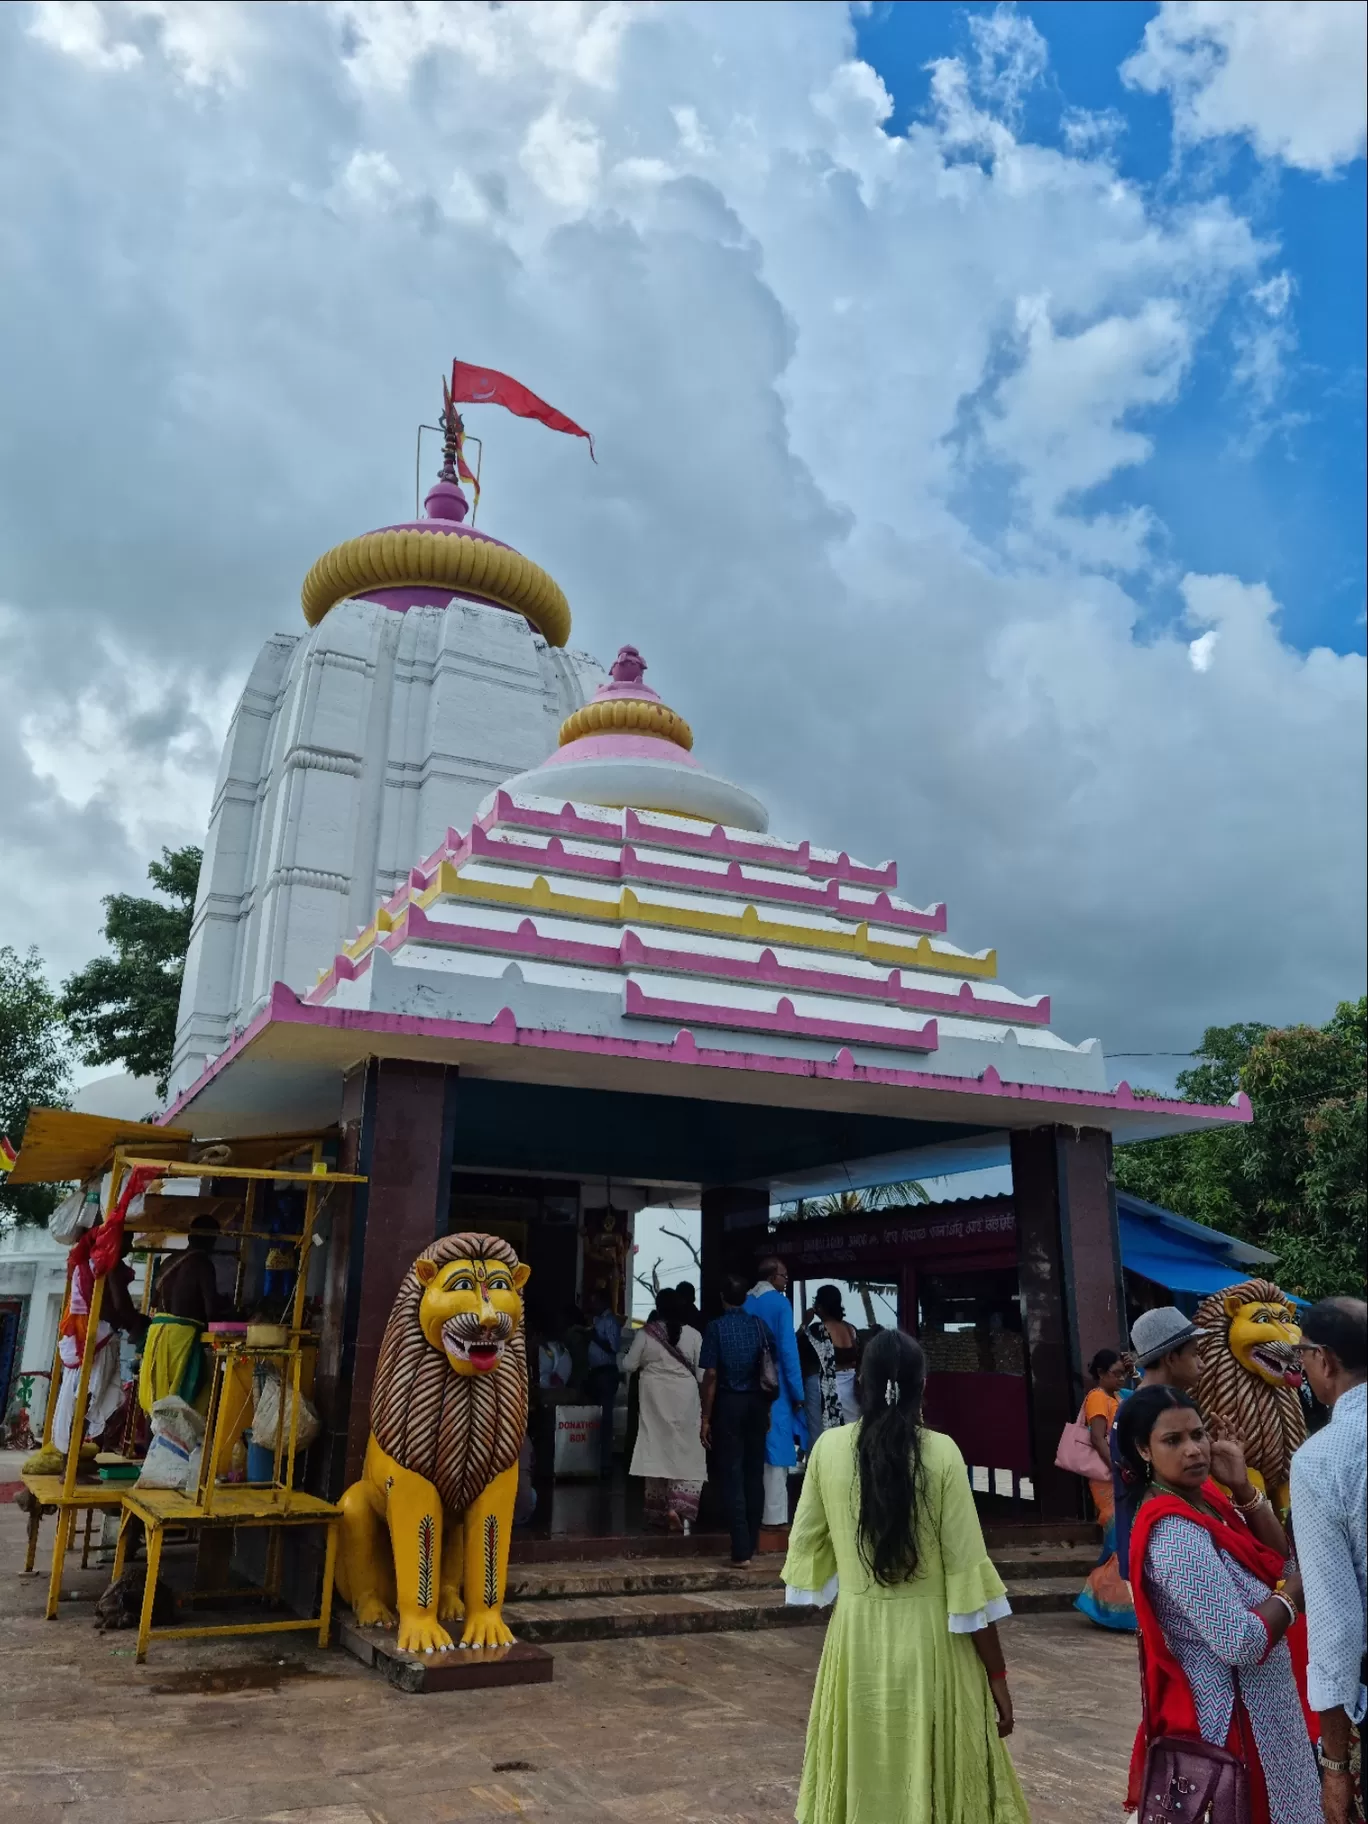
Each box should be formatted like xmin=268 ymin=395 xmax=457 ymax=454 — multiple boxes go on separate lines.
xmin=28 ymin=1 xmax=140 ymax=71
xmin=1123 ymin=1 xmax=1368 ymax=175
xmin=0 ymin=0 xmax=1362 ymax=1060
xmin=520 ymin=106 xmax=603 ymax=210
xmin=29 ymin=0 xmax=248 ymax=87
xmin=337 ymin=148 xmax=404 ymax=211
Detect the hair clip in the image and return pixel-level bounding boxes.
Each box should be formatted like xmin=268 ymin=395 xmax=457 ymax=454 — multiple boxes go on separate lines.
xmin=885 ymin=1379 xmax=900 ymax=1407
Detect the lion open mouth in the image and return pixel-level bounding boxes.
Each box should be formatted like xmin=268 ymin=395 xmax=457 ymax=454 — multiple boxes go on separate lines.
xmin=1250 ymin=1341 xmax=1302 ymax=1388
xmin=442 ymin=1313 xmax=512 ymax=1375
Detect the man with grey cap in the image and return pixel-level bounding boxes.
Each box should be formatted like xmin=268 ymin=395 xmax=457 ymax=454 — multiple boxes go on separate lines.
xmin=1112 ymin=1306 xmax=1205 ymax=1583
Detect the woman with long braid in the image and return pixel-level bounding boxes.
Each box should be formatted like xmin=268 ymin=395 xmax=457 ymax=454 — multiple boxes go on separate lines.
xmin=782 ymin=1328 xmax=1030 ymax=1823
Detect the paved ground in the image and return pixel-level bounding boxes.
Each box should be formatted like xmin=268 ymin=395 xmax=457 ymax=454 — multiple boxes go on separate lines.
xmin=1 ymin=1503 xmax=1138 ymax=1824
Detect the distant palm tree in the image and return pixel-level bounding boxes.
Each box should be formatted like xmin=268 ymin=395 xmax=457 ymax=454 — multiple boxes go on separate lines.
xmin=781 ymin=1180 xmax=931 ymax=1325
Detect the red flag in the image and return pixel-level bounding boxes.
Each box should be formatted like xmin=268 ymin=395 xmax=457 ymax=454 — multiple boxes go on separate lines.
xmin=449 ymin=361 xmax=595 ymax=461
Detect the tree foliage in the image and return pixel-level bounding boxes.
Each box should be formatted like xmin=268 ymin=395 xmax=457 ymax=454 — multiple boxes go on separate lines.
xmin=0 ymin=946 xmax=71 ymax=1228
xmin=1114 ymin=1001 xmax=1367 ymax=1299
xmin=60 ymin=845 xmax=202 ymax=1098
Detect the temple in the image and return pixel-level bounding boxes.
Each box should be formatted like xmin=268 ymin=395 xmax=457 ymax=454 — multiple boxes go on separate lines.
xmin=161 ymin=394 xmax=1251 ymax=1524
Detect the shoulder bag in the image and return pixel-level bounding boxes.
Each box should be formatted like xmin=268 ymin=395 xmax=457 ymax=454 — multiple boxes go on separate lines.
xmin=755 ymin=1317 xmax=779 ymax=1400
xmin=1136 ymin=1639 xmax=1250 ymax=1824
xmin=1054 ymin=1400 xmax=1111 ymax=1479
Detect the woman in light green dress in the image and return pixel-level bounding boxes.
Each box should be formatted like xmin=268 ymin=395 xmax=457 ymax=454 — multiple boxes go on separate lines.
xmin=782 ymin=1329 xmax=1031 ymax=1824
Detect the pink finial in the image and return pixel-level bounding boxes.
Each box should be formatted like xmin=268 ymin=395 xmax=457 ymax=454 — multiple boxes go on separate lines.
xmin=611 ymin=645 xmax=647 ymax=684
xmin=424 ymin=477 xmax=469 ymax=523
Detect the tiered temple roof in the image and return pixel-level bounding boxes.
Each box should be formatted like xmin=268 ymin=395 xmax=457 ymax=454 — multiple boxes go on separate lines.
xmin=305 ymin=783 xmax=1105 ymax=1096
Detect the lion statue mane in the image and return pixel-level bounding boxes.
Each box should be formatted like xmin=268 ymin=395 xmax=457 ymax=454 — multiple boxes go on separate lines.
xmin=370 ymin=1231 xmax=528 ymax=1513
xmin=1194 ymin=1276 xmax=1305 ymax=1504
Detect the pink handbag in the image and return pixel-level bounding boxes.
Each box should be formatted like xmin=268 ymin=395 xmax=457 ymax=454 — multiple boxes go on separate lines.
xmin=1054 ymin=1403 xmax=1111 ymax=1480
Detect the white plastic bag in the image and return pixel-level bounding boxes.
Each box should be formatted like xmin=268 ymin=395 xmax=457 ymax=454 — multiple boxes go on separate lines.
xmin=49 ymin=1184 xmax=101 ymax=1246
xmin=137 ymin=1433 xmax=193 ymax=1489
xmin=149 ymin=1395 xmax=206 ymax=1454
xmin=251 ymin=1373 xmax=320 ymax=1452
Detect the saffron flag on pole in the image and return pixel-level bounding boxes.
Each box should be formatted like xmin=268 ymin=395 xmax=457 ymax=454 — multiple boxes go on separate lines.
xmin=449 ymin=361 xmax=596 ymax=461
xmin=0 ymin=1136 xmax=17 ymax=1175
xmin=441 ymin=371 xmax=482 ymax=508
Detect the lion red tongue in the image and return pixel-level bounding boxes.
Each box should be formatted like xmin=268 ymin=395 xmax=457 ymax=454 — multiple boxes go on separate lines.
xmin=1285 ymin=1367 xmax=1304 ymax=1389
xmin=468 ymin=1342 xmax=500 ymax=1371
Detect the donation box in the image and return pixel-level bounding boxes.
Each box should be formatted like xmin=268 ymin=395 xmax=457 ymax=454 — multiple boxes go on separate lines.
xmin=552 ymin=1405 xmax=602 ymax=1478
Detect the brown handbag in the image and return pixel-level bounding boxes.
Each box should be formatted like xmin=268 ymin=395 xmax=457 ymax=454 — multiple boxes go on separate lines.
xmin=1137 ymin=1737 xmax=1249 ymax=1824
xmin=1137 ymin=1641 xmax=1251 ymax=1824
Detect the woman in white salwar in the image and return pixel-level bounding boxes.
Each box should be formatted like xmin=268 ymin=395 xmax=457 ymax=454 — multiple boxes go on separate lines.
xmin=624 ymin=1289 xmax=707 ymax=1532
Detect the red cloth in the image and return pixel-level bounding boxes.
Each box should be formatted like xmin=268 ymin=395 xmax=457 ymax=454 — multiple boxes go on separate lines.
xmin=449 ymin=361 xmax=595 ymax=459
xmin=63 ymin=1167 xmax=162 ymax=1352
xmin=1124 ymin=1481 xmax=1317 ymax=1813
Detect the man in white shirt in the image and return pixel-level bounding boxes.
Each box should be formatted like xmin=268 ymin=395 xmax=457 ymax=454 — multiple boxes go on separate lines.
xmin=1290 ymin=1297 xmax=1367 ymax=1824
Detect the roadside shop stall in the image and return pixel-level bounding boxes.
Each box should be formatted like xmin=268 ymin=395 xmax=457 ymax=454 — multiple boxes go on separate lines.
xmin=10 ymin=1107 xmax=364 ymax=1661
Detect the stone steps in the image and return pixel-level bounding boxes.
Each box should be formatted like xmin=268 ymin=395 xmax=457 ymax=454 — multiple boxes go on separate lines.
xmin=507 ymin=1544 xmax=1095 ymax=1603
xmin=502 ymin=1552 xmax=1087 ymax=1645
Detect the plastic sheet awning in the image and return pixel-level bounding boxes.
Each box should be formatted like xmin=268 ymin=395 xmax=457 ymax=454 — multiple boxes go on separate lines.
xmin=1121 ymin=1245 xmax=1250 ymax=1297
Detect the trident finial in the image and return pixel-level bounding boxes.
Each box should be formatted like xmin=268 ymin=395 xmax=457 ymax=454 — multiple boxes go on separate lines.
xmin=439 ymin=373 xmax=464 ymax=485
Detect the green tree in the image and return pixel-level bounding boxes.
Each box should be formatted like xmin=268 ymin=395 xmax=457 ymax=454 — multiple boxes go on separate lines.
xmin=0 ymin=946 xmax=72 ymax=1228
xmin=60 ymin=845 xmax=202 ymax=1098
xmin=1115 ymin=1001 xmax=1367 ymax=1299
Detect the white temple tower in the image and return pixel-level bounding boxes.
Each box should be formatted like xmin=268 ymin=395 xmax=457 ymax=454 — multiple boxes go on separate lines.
xmin=168 ymin=412 xmax=604 ymax=1097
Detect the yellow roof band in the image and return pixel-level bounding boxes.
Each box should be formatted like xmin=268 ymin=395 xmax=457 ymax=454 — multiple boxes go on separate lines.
xmin=376 ymin=864 xmax=999 ymax=978
xmin=557 ymin=697 xmax=694 ymax=751
xmin=300 ymin=527 xmax=571 ymax=646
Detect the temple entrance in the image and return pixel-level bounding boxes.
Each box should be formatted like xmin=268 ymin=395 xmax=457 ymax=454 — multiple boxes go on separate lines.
xmin=772 ymin=1198 xmax=1035 ymax=1512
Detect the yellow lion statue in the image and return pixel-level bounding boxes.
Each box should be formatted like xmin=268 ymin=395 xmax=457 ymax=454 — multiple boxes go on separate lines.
xmin=336 ymin=1232 xmax=530 ymax=1653
xmin=1195 ymin=1276 xmax=1305 ymax=1512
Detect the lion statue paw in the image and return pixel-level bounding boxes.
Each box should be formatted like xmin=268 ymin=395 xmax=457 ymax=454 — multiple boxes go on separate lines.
xmin=438 ymin=1586 xmax=465 ymax=1624
xmin=398 ymin=1614 xmax=455 ymax=1654
xmin=460 ymin=1612 xmax=516 ymax=1651
xmin=354 ymin=1596 xmax=397 ymax=1629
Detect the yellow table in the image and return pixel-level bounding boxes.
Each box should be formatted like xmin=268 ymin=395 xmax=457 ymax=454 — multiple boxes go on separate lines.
xmin=113 ymin=1483 xmax=341 ymax=1663
xmin=21 ymin=1472 xmax=133 ymax=1619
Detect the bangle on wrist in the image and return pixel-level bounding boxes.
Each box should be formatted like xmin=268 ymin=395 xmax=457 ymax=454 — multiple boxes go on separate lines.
xmin=1269 ymin=1591 xmax=1298 ymax=1628
xmin=1231 ymin=1485 xmax=1266 ymax=1513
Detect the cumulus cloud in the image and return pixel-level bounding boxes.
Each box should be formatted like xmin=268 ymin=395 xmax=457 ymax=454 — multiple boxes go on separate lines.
xmin=1123 ymin=0 xmax=1368 ymax=175
xmin=2 ymin=0 xmax=1363 ymax=1072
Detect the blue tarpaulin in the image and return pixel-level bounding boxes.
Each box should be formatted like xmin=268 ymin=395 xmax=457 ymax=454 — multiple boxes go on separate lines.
xmin=1117 ymin=1203 xmax=1303 ymax=1304
xmin=1121 ymin=1246 xmax=1251 ymax=1297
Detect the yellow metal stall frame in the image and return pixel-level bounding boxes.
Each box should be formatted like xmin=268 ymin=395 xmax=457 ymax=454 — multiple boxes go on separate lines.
xmin=108 ymin=1149 xmax=364 ymax=1661
xmin=11 ymin=1113 xmax=364 ymax=1660
xmin=15 ymin=1114 xmax=194 ymax=1616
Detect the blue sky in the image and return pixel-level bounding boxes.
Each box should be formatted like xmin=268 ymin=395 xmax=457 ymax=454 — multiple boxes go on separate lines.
xmin=856 ymin=1 xmax=1365 ymax=657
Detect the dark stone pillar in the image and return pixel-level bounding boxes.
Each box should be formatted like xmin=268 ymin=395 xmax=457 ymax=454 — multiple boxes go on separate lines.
xmin=334 ymin=1058 xmax=460 ymax=1491
xmin=1011 ymin=1125 xmax=1125 ymax=1520
xmin=700 ymin=1185 xmax=770 ymax=1319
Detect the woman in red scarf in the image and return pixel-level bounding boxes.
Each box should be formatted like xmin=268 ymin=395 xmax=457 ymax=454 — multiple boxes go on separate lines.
xmin=1119 ymin=1385 xmax=1320 ymax=1823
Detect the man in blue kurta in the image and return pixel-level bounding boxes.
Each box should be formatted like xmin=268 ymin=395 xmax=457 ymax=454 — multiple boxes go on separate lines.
xmin=745 ymin=1256 xmax=808 ymax=1529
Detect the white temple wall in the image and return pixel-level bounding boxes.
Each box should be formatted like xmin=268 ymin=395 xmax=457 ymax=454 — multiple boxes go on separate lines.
xmin=169 ymin=597 xmax=605 ymax=1099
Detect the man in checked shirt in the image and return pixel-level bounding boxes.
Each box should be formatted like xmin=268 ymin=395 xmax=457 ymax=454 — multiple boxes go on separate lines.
xmin=1290 ymin=1297 xmax=1368 ymax=1824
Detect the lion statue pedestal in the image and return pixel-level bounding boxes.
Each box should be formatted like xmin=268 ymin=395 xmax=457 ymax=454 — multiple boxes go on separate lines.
xmin=337 ymin=1232 xmax=530 ymax=1654
xmin=1195 ymin=1276 xmax=1306 ymax=1513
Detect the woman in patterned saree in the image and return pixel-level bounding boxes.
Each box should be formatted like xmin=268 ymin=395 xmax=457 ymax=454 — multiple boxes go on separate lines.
xmin=1074 ymin=1348 xmax=1136 ymax=1632
xmin=1119 ymin=1385 xmax=1320 ymax=1824
xmin=799 ymin=1285 xmax=861 ymax=1445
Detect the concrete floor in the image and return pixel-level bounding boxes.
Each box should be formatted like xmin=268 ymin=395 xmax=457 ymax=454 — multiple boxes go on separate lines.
xmin=1 ymin=1503 xmax=1139 ymax=1824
